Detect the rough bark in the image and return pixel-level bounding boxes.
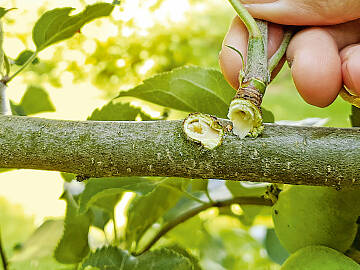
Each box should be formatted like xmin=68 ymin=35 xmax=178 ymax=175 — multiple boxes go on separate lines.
xmin=0 ymin=115 xmax=359 ymax=188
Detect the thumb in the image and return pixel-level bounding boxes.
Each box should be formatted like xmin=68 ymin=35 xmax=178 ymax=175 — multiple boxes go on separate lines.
xmin=240 ymin=0 xmax=359 ymax=25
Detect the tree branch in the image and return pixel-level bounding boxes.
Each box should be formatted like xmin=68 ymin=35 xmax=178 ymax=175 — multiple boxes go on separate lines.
xmin=134 ymin=196 xmax=272 ymax=256
xmin=0 ymin=115 xmax=360 ymax=188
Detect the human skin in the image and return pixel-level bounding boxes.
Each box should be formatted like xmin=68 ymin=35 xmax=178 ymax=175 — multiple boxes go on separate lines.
xmin=219 ymin=0 xmax=360 ymax=107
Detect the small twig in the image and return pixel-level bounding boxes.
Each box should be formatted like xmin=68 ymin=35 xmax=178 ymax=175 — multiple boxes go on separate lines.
xmin=0 ymin=229 xmax=8 ymax=270
xmin=5 ymin=51 xmax=38 ymax=84
xmin=227 ymin=0 xmax=261 ymax=38
xmin=133 ymin=196 xmax=272 ymax=256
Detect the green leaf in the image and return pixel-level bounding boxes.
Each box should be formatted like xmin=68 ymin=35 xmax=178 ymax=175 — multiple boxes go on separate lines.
xmin=10 ymin=219 xmax=64 ymax=262
xmin=0 ymin=8 xmax=15 ymax=19
xmin=168 ymin=216 xmax=206 ymax=250
xmin=238 ymin=205 xmax=263 ymax=226
xmin=90 ymin=207 xmax=111 ymax=230
xmin=135 ymin=248 xmax=193 ymax=270
xmin=167 ymin=216 xmax=271 ymax=269
xmin=218 ymin=228 xmax=273 ymax=269
xmin=351 ymin=224 xmax=360 ymax=250
xmin=350 ymin=105 xmax=360 ymax=127
xmin=262 ymin=107 xmax=275 ymax=123
xmin=80 ymin=246 xmax=124 ymax=270
xmin=162 ymin=179 xmax=210 ymax=223
xmin=126 ymin=180 xmax=183 ymax=249
xmin=163 ymin=195 xmax=202 ymax=223
xmin=83 ymin=267 xmax=100 ymax=270
xmin=33 ymin=3 xmax=114 ymax=51
xmin=264 ymin=228 xmax=289 ymax=265
xmin=54 ymin=191 xmax=91 ymax=264
xmin=226 ymin=181 xmax=267 ymax=197
xmin=14 ymin=50 xmax=40 ymax=66
xmin=80 ymin=246 xmax=193 ymax=270
xmin=0 ymin=168 xmax=12 ymax=173
xmin=166 ymin=245 xmax=202 ymax=270
xmin=79 ymin=177 xmax=159 ymax=214
xmin=190 ymin=179 xmax=208 ymax=193
xmin=60 ymin=172 xmax=76 ymax=183
xmin=18 ymin=86 xmax=55 ymax=115
xmin=117 ymin=66 xmax=236 ymax=118
xmin=3 ymin=54 xmax=10 ymax=75
xmin=92 ymin=194 xmax=121 ymax=216
xmin=0 ymin=22 xmax=4 ymax=74
xmin=10 ymin=100 xmax=26 ymax=116
xmin=226 ymin=181 xmax=267 ymax=226
xmin=88 ymin=102 xmax=149 ymax=121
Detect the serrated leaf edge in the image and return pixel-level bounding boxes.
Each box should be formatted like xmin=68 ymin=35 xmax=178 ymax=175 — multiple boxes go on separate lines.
xmin=116 ymin=65 xmax=235 ymax=111
xmin=54 ymin=192 xmax=91 ymax=264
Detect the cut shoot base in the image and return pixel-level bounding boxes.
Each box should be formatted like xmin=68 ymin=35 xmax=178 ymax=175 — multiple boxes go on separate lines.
xmin=228 ymin=99 xmax=263 ymax=138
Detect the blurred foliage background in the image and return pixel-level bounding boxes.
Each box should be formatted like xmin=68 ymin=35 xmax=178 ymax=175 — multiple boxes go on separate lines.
xmin=0 ymin=0 xmax=352 ymax=269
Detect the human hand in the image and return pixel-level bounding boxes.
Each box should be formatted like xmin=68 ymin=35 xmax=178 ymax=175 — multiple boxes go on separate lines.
xmin=219 ymin=0 xmax=360 ymax=107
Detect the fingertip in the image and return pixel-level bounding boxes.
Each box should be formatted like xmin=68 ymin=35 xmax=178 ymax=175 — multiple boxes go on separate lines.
xmin=340 ymin=44 xmax=360 ymax=96
xmin=242 ymin=2 xmax=356 ymax=25
xmin=287 ymin=28 xmax=342 ymax=107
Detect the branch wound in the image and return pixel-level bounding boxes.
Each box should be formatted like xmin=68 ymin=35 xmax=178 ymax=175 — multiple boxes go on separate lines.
xmin=183 ymin=113 xmax=224 ymax=150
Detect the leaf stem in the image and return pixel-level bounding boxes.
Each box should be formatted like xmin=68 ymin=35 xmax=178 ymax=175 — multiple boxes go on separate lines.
xmin=244 ymin=20 xmax=268 ymax=84
xmin=5 ymin=51 xmax=38 ymax=84
xmin=133 ymin=196 xmax=272 ymax=256
xmin=268 ymin=28 xmax=294 ymax=74
xmin=0 ymin=229 xmax=8 ymax=270
xmin=227 ymin=0 xmax=261 ymax=38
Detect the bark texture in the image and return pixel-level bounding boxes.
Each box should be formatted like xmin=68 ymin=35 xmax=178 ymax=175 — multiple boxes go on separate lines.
xmin=0 ymin=115 xmax=359 ymax=188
